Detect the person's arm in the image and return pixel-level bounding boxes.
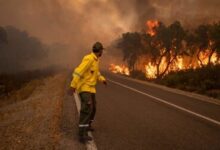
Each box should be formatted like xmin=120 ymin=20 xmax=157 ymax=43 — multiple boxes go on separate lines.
xmin=70 ymin=56 xmax=93 ymax=91
xmin=98 ymin=71 xmax=107 ymax=85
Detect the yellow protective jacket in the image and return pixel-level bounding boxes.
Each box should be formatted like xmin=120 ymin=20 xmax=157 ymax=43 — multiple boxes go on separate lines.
xmin=70 ymin=52 xmax=106 ymax=93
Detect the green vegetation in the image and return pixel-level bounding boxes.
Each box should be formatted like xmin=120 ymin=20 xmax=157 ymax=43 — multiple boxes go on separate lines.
xmin=127 ymin=64 xmax=220 ymax=99
xmin=157 ymin=64 xmax=220 ymax=99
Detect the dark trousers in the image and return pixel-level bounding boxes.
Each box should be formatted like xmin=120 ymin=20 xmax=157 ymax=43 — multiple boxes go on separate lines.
xmin=78 ymin=92 xmax=96 ymax=137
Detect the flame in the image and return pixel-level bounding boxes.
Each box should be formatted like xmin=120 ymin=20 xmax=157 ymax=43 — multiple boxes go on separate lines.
xmin=175 ymin=56 xmax=184 ymax=70
xmin=109 ymin=19 xmax=219 ymax=78
xmin=109 ymin=64 xmax=130 ymax=76
xmin=198 ymin=50 xmax=219 ymax=66
xmin=211 ymin=53 xmax=219 ymax=64
xmin=145 ymin=62 xmax=157 ymax=78
xmin=144 ymin=51 xmax=219 ymax=78
xmin=109 ymin=20 xmax=220 ymax=79
xmin=109 ymin=50 xmax=219 ymax=79
xmin=170 ymin=56 xmax=185 ymax=71
xmin=146 ymin=20 xmax=159 ymax=36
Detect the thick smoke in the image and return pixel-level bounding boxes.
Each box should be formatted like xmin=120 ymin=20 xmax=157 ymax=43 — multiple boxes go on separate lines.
xmin=0 ymin=0 xmax=219 ymax=44
xmin=0 ymin=0 xmax=219 ymax=72
xmin=151 ymin=0 xmax=220 ymax=27
xmin=0 ymin=26 xmax=48 ymax=73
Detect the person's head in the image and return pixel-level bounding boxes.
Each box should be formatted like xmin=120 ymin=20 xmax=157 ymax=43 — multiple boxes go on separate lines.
xmin=92 ymin=42 xmax=104 ymax=57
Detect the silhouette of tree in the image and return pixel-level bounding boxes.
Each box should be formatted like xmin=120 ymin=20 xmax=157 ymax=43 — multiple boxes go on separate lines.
xmin=117 ymin=32 xmax=144 ymax=71
xmin=149 ymin=21 xmax=186 ymax=78
xmin=0 ymin=26 xmax=47 ymax=73
xmin=0 ymin=26 xmax=7 ymax=44
xmin=209 ymin=22 xmax=220 ymax=63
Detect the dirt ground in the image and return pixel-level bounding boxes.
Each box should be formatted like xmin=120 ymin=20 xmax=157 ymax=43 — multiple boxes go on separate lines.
xmin=0 ymin=73 xmax=85 ymax=150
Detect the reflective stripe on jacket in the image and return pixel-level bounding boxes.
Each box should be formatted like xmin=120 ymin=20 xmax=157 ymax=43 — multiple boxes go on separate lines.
xmin=70 ymin=52 xmax=105 ymax=93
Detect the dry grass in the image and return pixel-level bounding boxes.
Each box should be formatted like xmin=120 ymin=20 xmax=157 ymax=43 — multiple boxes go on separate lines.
xmin=0 ymin=73 xmax=68 ymax=149
xmin=0 ymin=69 xmax=58 ymax=107
xmin=0 ymin=79 xmax=43 ymax=107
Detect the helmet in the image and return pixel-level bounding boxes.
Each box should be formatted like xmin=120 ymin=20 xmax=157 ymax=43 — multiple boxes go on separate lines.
xmin=92 ymin=42 xmax=104 ymax=52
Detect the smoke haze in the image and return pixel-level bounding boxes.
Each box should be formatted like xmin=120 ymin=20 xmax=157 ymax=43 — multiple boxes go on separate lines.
xmin=0 ymin=0 xmax=219 ymax=72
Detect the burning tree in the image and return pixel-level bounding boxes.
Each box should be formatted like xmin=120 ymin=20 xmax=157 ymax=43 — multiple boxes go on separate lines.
xmin=186 ymin=22 xmax=220 ymax=67
xmin=209 ymin=22 xmax=220 ymax=64
xmin=117 ymin=32 xmax=145 ymax=71
xmin=194 ymin=24 xmax=212 ymax=66
xmin=112 ymin=20 xmax=220 ymax=79
xmin=147 ymin=21 xmax=186 ymax=78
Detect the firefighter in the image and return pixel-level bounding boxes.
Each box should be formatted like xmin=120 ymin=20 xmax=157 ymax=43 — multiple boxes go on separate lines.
xmin=69 ymin=42 xmax=107 ymax=143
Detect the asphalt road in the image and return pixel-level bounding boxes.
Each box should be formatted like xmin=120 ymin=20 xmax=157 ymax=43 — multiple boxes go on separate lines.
xmin=92 ymin=73 xmax=220 ymax=150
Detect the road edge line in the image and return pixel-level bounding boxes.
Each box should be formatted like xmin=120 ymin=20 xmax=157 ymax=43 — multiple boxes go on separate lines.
xmin=109 ymin=79 xmax=220 ymax=126
xmin=114 ymin=75 xmax=220 ymax=106
xmin=73 ymin=93 xmax=98 ymax=150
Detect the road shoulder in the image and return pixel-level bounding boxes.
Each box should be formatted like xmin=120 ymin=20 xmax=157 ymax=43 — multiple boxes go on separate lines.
xmin=112 ymin=74 xmax=220 ymax=106
xmin=59 ymin=77 xmax=86 ymax=150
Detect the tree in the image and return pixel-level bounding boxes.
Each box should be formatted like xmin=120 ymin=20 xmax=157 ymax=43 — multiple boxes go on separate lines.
xmin=194 ymin=24 xmax=210 ymax=66
xmin=117 ymin=32 xmax=144 ymax=71
xmin=191 ymin=23 xmax=220 ymax=66
xmin=149 ymin=21 xmax=186 ymax=78
xmin=209 ymin=22 xmax=220 ymax=63
xmin=0 ymin=26 xmax=7 ymax=44
xmin=0 ymin=26 xmax=47 ymax=73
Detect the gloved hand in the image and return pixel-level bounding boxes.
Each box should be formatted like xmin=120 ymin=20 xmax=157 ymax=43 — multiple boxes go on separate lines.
xmin=103 ymin=80 xmax=107 ymax=86
xmin=68 ymin=87 xmax=76 ymax=96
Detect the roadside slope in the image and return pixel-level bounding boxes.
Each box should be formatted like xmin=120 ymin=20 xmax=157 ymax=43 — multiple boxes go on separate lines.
xmin=0 ymin=73 xmax=81 ymax=149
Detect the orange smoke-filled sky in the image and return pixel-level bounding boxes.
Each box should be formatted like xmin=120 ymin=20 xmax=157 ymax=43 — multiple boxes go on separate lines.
xmin=0 ymin=0 xmax=219 ymax=52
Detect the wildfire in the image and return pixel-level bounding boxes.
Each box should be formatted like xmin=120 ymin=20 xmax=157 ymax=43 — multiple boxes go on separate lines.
xmin=109 ymin=51 xmax=219 ymax=79
xmin=198 ymin=50 xmax=219 ymax=66
xmin=146 ymin=20 xmax=159 ymax=36
xmin=145 ymin=62 xmax=157 ymax=79
xmin=109 ymin=20 xmax=220 ymax=79
xmin=170 ymin=56 xmax=185 ymax=71
xmin=109 ymin=64 xmax=130 ymax=76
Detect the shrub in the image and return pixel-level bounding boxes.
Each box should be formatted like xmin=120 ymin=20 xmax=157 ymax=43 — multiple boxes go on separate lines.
xmin=130 ymin=70 xmax=146 ymax=80
xmin=158 ymin=64 xmax=220 ymax=99
xmin=0 ymin=68 xmax=58 ymax=97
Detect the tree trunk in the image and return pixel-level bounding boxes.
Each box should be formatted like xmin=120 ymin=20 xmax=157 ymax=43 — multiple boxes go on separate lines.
xmin=160 ymin=53 xmax=177 ymax=78
xmin=197 ymin=49 xmax=204 ymax=67
xmin=156 ymin=51 xmax=169 ymax=79
xmin=208 ymin=49 xmax=215 ymax=65
xmin=156 ymin=56 xmax=163 ymax=78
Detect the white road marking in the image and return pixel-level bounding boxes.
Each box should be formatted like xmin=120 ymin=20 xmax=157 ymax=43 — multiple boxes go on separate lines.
xmin=108 ymin=79 xmax=220 ymax=126
xmin=74 ymin=93 xmax=81 ymax=112
xmin=73 ymin=93 xmax=98 ymax=150
xmin=115 ymin=75 xmax=220 ymax=106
